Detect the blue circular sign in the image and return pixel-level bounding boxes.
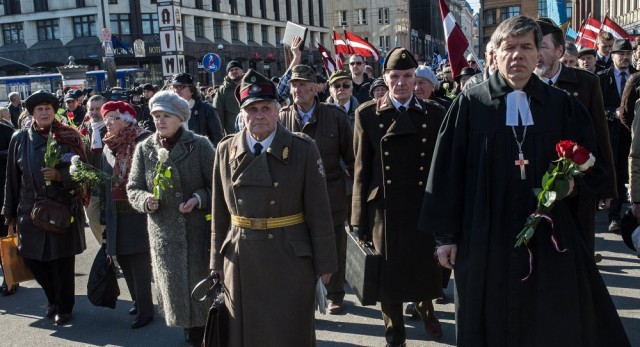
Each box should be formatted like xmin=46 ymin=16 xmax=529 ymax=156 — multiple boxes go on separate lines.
xmin=202 ymin=53 xmax=221 ymax=73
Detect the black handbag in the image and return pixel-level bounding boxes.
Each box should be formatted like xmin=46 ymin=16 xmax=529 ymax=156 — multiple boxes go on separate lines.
xmin=345 ymin=229 xmax=381 ymax=306
xmin=191 ymin=273 xmax=228 ymax=347
xmin=87 ymin=244 xmax=120 ymax=308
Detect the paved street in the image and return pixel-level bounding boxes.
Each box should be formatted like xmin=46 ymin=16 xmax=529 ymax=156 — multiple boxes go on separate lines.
xmin=0 ymin=211 xmax=638 ymax=346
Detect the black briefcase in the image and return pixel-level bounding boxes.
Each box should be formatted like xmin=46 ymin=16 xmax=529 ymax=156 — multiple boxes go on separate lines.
xmin=345 ymin=230 xmax=381 ymax=306
xmin=191 ymin=274 xmax=228 ymax=347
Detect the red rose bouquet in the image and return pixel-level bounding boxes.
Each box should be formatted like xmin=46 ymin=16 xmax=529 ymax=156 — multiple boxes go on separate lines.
xmin=515 ymin=140 xmax=595 ymax=279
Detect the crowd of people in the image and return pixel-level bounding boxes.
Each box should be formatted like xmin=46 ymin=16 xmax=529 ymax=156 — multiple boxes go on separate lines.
xmin=0 ymin=16 xmax=637 ymax=346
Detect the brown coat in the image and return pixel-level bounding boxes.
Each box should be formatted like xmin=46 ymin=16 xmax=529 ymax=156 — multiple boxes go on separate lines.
xmin=351 ymin=94 xmax=443 ymax=302
xmin=210 ymin=124 xmax=338 ymax=347
xmin=279 ymin=101 xmax=354 ymax=224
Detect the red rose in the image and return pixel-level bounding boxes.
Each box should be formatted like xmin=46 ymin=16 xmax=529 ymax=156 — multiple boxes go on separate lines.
xmin=571 ymin=145 xmax=590 ymax=165
xmin=67 ymin=112 xmax=74 ymax=120
xmin=83 ymin=116 xmax=90 ymax=122
xmin=555 ymin=140 xmax=576 ymax=159
xmin=80 ymin=128 xmax=89 ymax=136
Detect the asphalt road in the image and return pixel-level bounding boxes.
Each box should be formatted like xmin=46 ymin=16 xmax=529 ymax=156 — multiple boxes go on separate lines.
xmin=0 ymin=210 xmax=638 ymax=346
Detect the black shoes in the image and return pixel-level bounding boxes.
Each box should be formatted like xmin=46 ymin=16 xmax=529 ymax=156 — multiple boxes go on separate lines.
xmin=404 ymin=303 xmax=420 ymax=319
xmin=131 ymin=316 xmax=153 ymax=329
xmin=129 ymin=302 xmax=137 ymax=315
xmin=54 ymin=313 xmax=72 ymax=325
xmin=2 ymin=283 xmax=18 ymax=296
xmin=609 ymin=220 xmax=621 ymax=233
xmin=45 ymin=305 xmax=56 ymax=319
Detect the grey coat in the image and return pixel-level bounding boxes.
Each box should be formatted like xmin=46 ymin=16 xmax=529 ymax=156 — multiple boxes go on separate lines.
xmin=127 ymin=129 xmax=214 ymax=328
xmin=102 ymin=130 xmax=151 ymax=256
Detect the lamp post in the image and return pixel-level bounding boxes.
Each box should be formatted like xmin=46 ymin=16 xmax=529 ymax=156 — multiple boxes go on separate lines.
xmin=213 ymin=44 xmax=224 ymax=86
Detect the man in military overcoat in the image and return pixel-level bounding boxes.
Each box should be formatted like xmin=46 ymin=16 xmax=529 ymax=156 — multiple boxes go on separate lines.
xmin=210 ymin=69 xmax=337 ymax=347
xmin=351 ymin=47 xmax=445 ymax=346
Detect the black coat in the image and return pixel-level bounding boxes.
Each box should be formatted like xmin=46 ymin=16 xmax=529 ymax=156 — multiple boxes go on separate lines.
xmin=352 ymin=94 xmax=444 ymax=302
xmin=0 ymin=122 xmax=14 ymax=236
xmin=188 ymin=98 xmax=224 ymax=146
xmin=8 ymin=104 xmax=21 ymax=129
xmin=420 ymin=72 xmax=628 ymax=346
xmin=2 ymin=128 xmax=86 ymax=261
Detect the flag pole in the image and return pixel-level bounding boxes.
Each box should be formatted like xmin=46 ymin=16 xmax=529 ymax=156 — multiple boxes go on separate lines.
xmin=466 ymin=48 xmax=484 ymax=73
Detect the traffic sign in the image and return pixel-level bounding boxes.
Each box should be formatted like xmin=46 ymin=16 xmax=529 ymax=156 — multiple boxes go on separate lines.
xmin=202 ymin=53 xmax=221 ymax=73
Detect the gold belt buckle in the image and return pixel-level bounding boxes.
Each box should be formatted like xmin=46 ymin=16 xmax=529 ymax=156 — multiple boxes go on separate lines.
xmin=250 ymin=218 xmax=267 ymax=230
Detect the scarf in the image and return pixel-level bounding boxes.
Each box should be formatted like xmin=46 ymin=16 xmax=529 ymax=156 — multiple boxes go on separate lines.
xmin=90 ymin=120 xmax=106 ymax=151
xmin=103 ymin=125 xmax=149 ymax=200
xmin=158 ymin=126 xmax=183 ymax=151
xmin=33 ymin=120 xmax=88 ymax=163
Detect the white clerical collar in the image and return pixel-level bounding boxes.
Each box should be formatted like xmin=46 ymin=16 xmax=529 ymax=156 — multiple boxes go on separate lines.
xmin=389 ymin=96 xmax=411 ymax=110
xmin=245 ymin=127 xmax=276 ymax=153
xmin=505 ymin=90 xmax=534 ymax=126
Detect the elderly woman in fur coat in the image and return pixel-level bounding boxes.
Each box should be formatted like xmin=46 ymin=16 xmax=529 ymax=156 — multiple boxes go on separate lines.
xmin=126 ymin=91 xmax=214 ymax=346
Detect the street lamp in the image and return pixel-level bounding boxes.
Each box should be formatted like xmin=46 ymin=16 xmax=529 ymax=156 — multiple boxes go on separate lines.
xmin=213 ymin=44 xmax=224 ymax=86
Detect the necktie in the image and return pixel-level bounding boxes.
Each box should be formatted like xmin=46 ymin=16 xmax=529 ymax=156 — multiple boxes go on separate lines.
xmin=253 ymin=143 xmax=263 ymax=156
xmin=548 ymin=79 xmax=553 ymax=86
xmin=398 ymin=106 xmax=406 ymax=112
xmin=620 ymin=71 xmax=627 ymax=96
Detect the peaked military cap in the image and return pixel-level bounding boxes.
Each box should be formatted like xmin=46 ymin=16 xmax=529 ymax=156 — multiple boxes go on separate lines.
xmin=383 ymin=47 xmax=418 ymax=70
xmin=235 ymin=69 xmax=277 ymax=109
xmin=328 ymin=70 xmax=351 ymax=85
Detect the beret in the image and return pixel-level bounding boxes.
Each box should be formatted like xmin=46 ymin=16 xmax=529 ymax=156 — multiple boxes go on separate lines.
xmin=415 ymin=66 xmax=438 ymax=87
xmin=100 ymin=101 xmax=138 ymax=123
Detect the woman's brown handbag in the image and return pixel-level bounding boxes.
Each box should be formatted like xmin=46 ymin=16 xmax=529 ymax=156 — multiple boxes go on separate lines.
xmin=31 ymin=198 xmax=72 ymax=234
xmin=0 ymin=226 xmax=34 ymax=287
xmin=191 ymin=274 xmax=228 ymax=347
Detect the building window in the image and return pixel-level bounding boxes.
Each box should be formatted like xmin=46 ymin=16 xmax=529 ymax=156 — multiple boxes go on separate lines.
xmin=273 ymin=0 xmax=280 ymax=21
xmin=261 ymin=25 xmax=268 ymax=44
xmin=379 ymin=8 xmax=389 ymax=24
xmin=501 ymin=6 xmax=520 ymax=21
xmin=213 ymin=19 xmax=222 ymax=39
xmin=247 ymin=23 xmax=254 ymax=42
xmin=141 ymin=13 xmax=159 ymax=34
xmin=308 ymin=0 xmax=314 ymax=26
xmin=338 ymin=10 xmax=347 ymax=26
xmin=484 ymin=9 xmax=496 ymax=26
xmin=566 ymin=1 xmax=572 ymax=20
xmin=275 ymin=27 xmax=282 ymax=45
xmin=538 ymin=0 xmax=547 ymax=17
xmin=195 ymin=0 xmax=203 ymax=9
xmin=73 ymin=15 xmax=96 ymax=38
xmin=2 ymin=23 xmax=23 ymax=44
xmin=231 ymin=21 xmax=239 ymax=40
xmin=297 ymin=0 xmax=303 ymax=24
xmin=108 ymin=0 xmax=118 ymax=3
xmin=212 ymin=0 xmax=220 ymax=11
xmin=318 ymin=0 xmax=324 ymax=27
xmin=260 ymin=0 xmax=267 ymax=18
xmin=286 ymin=0 xmax=292 ymax=21
xmin=77 ymin=0 xmax=86 ymax=7
xmin=379 ymin=35 xmax=390 ymax=51
xmin=34 ymin=0 xmax=48 ymax=12
xmin=4 ymin=1 xmax=21 ymax=15
xmin=37 ymin=19 xmax=59 ymax=41
xmin=245 ymin=0 xmax=252 ymax=17
xmin=230 ymin=0 xmax=237 ymax=14
xmin=110 ymin=14 xmax=130 ymax=35
xmin=357 ymin=9 xmax=367 ymax=25
xmin=194 ymin=17 xmax=204 ymax=38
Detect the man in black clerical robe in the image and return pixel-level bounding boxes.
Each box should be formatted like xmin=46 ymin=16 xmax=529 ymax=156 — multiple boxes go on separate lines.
xmin=420 ymin=16 xmax=630 ymax=347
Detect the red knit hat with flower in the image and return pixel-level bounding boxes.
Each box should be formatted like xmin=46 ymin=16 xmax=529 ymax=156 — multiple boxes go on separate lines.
xmin=100 ymin=101 xmax=137 ymax=123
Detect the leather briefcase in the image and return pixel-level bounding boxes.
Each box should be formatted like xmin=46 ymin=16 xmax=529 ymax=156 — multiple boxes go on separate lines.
xmin=345 ymin=229 xmax=381 ymax=306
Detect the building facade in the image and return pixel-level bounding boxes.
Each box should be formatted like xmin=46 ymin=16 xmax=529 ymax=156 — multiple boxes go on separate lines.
xmin=0 ymin=0 xmax=331 ymax=86
xmin=602 ymin=0 xmax=640 ymax=34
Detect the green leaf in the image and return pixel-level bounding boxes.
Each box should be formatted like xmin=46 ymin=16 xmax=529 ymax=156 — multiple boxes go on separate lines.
xmin=532 ymin=188 xmax=543 ymax=198
xmin=164 ymin=169 xmax=171 ymax=178
xmin=542 ymin=190 xmax=557 ymax=207
xmin=541 ymin=171 xmax=551 ymax=187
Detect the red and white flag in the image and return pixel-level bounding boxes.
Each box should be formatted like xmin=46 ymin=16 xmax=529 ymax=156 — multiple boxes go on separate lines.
xmin=336 ymin=53 xmax=346 ymax=71
xmin=343 ymin=30 xmax=380 ymax=60
xmin=601 ymin=16 xmax=630 ymax=40
xmin=438 ymin=0 xmax=469 ymax=78
xmin=575 ymin=17 xmax=601 ymax=49
xmin=317 ymin=43 xmax=337 ymax=75
xmin=333 ymin=31 xmax=352 ymax=55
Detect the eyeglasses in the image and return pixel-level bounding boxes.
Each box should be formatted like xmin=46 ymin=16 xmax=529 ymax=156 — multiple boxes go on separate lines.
xmin=467 ymin=60 xmax=476 ymax=64
xmin=332 ymin=82 xmax=352 ymax=89
xmin=349 ymin=62 xmax=363 ymax=66
xmin=105 ymin=116 xmax=122 ymax=122
xmin=172 ymin=85 xmax=187 ymax=90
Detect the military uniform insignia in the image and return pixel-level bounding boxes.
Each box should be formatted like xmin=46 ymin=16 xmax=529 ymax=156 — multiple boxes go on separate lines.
xmin=250 ymin=76 xmax=256 ymax=82
xmin=401 ymin=52 xmax=407 ymax=58
xmin=229 ymin=146 xmax=237 ymax=161
xmin=251 ymin=85 xmax=261 ymax=93
xmin=317 ymin=158 xmax=326 ymax=177
xmin=282 ymin=146 xmax=289 ymax=160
